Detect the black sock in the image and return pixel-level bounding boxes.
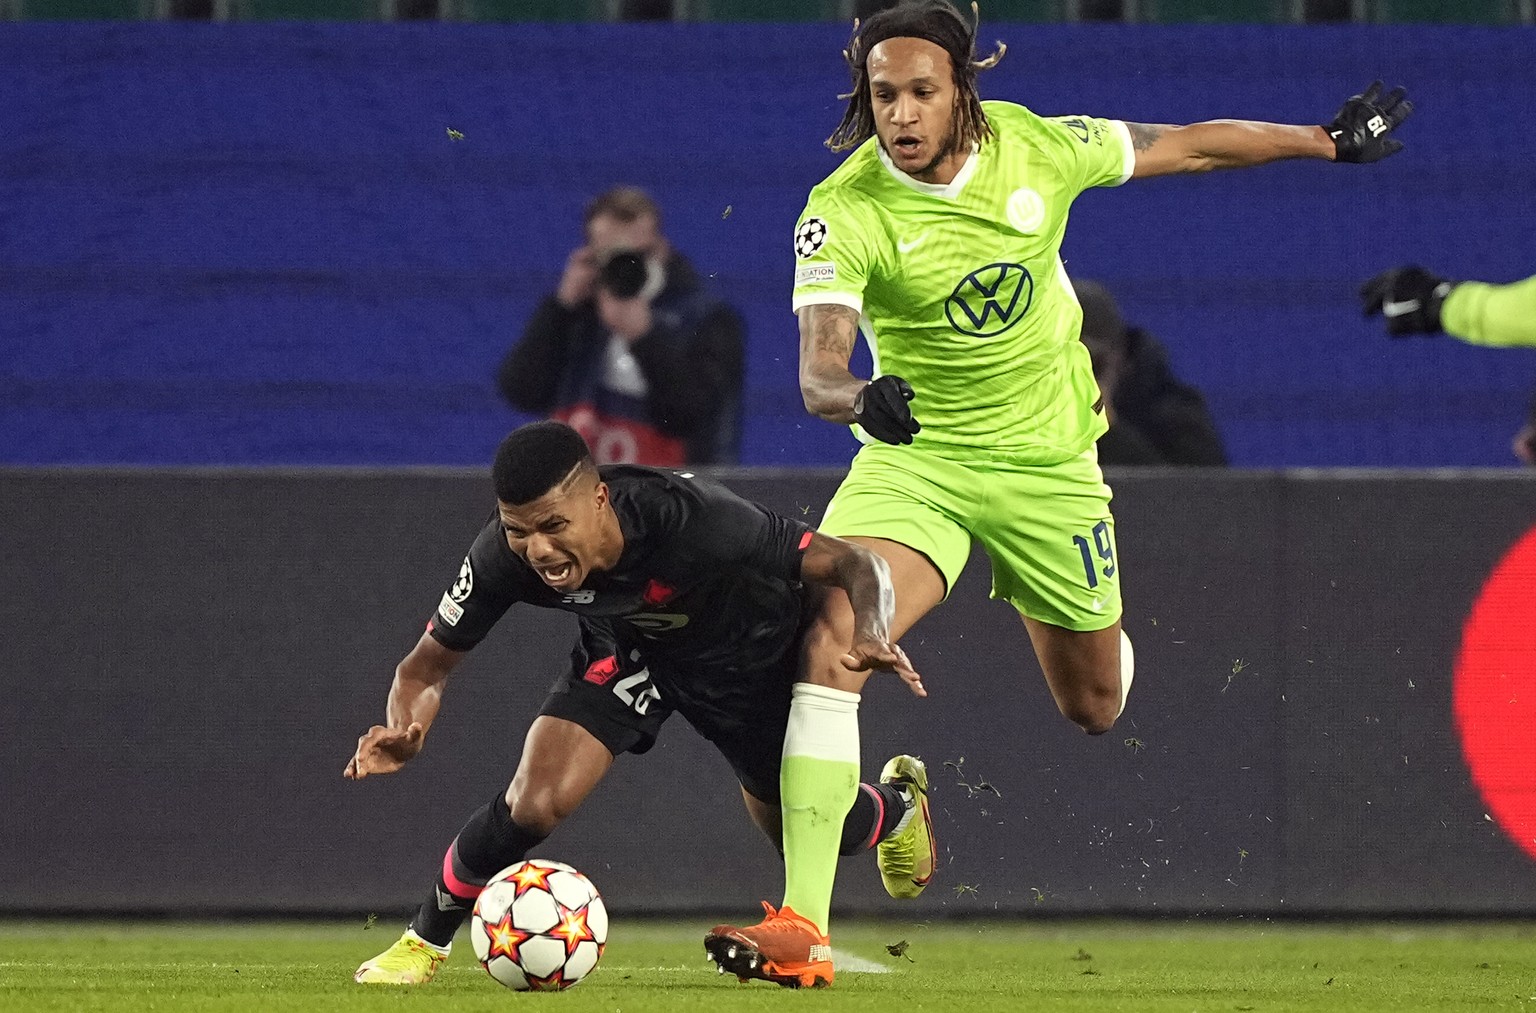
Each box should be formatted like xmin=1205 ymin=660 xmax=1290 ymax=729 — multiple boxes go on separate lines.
xmin=409 ymin=793 xmax=549 ymax=947
xmin=838 ymin=781 xmax=908 ymax=856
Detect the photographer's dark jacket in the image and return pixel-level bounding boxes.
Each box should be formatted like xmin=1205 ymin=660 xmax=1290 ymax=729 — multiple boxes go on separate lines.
xmin=1098 ymin=326 xmax=1228 ymax=467
xmin=498 ymin=253 xmax=745 ymax=466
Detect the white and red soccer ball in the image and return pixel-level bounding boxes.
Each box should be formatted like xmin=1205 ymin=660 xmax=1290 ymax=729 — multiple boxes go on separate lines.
xmin=470 ymin=859 xmax=608 ymax=991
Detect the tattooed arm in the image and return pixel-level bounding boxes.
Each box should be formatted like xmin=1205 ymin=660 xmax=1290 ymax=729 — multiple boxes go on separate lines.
xmin=798 ymin=303 xmax=868 ymax=424
xmin=1125 ymin=120 xmax=1336 ymax=178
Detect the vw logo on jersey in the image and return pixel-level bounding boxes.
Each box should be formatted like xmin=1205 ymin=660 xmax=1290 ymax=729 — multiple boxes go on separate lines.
xmin=945 ymin=262 xmax=1034 ymax=338
xmin=449 ymin=556 xmax=473 ymax=603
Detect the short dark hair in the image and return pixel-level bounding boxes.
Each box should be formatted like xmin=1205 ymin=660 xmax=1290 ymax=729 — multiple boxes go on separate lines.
xmin=827 ymin=0 xmax=1006 ymax=154
xmin=492 ymin=422 xmax=594 ymax=505
xmin=583 ymin=186 xmax=662 ymax=232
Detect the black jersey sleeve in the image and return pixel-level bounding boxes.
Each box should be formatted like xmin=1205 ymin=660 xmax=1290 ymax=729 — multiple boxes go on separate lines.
xmin=427 ymin=514 xmax=528 ymax=652
xmin=681 ymin=476 xmax=813 ymax=583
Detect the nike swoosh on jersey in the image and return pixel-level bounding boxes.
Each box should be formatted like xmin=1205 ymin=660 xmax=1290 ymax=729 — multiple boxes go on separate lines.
xmin=897 ymin=234 xmax=928 ymax=253
xmin=1382 ymin=298 xmax=1422 ymax=317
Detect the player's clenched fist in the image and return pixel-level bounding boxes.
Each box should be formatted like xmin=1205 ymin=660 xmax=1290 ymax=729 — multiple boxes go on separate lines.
xmin=854 ymin=375 xmax=921 ymax=445
xmin=1326 ymin=80 xmax=1413 ymax=164
xmin=344 ymin=722 xmax=426 ymax=780
xmin=1360 ymin=265 xmax=1455 ymax=336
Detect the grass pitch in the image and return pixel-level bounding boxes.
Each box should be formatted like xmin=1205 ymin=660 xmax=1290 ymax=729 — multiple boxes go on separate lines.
xmin=2 ymin=919 xmax=1534 ymax=1012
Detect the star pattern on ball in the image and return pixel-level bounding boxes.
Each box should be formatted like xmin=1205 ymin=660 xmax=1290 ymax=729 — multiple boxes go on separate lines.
xmin=525 ymin=968 xmax=568 ymax=991
xmin=506 ymin=861 xmax=556 ymax=898
xmin=547 ymin=903 xmax=598 ymax=958
xmin=482 ymin=910 xmax=533 ymax=964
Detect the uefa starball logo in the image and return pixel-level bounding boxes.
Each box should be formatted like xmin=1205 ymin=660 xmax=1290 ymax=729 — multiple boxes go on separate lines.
xmin=449 ymin=556 xmax=473 ymax=603
xmin=945 ymin=262 xmax=1034 ymax=338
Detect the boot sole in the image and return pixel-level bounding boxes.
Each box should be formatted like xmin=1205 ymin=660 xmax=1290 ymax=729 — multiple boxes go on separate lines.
xmin=703 ymin=932 xmax=833 ymax=988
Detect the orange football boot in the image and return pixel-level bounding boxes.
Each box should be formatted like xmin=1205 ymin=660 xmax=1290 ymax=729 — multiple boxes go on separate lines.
xmin=704 ymin=901 xmax=833 ymax=988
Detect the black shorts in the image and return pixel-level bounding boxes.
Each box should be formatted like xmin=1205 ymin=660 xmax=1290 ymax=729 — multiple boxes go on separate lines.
xmin=538 ymin=618 xmax=800 ymax=803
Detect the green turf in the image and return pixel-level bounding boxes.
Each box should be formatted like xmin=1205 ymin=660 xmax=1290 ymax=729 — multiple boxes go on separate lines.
xmin=1 ymin=919 xmax=1534 ymax=1011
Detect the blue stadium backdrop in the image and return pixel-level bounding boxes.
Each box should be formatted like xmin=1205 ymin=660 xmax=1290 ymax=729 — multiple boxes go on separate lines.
xmin=2 ymin=22 xmax=1534 ymax=466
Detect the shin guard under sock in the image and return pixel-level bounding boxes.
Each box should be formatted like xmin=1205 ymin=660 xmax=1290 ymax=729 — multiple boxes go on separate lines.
xmin=410 ymin=794 xmax=548 ymax=947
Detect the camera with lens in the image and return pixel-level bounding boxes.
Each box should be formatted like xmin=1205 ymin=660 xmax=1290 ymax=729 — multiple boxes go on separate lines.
xmin=597 ymin=250 xmax=650 ymax=300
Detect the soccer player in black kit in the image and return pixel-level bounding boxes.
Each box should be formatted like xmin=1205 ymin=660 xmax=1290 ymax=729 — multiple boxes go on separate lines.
xmin=347 ymin=421 xmax=934 ymax=985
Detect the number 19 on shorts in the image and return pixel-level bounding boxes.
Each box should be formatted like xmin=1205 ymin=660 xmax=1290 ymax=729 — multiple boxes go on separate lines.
xmin=1072 ymin=520 xmax=1116 ymax=589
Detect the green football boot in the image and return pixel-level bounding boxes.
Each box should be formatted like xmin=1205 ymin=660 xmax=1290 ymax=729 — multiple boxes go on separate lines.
xmin=877 ymin=754 xmax=936 ymax=899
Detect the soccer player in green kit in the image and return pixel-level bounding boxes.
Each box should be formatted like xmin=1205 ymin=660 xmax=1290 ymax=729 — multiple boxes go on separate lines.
xmin=705 ymin=0 xmax=1413 ymax=988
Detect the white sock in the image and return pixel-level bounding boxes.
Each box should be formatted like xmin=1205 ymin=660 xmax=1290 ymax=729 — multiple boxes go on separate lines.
xmin=405 ymin=927 xmax=451 ymax=955
xmin=1116 ymin=629 xmax=1135 ymax=718
xmin=783 ymin=682 xmax=862 ymax=761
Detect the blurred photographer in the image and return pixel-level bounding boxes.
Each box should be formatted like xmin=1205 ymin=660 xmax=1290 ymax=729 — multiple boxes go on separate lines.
xmin=1074 ymin=278 xmax=1228 ymax=467
xmin=498 ymin=186 xmax=745 ymax=465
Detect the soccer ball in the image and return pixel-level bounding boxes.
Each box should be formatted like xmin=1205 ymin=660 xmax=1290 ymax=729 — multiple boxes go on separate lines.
xmin=470 ymin=859 xmax=608 ymax=991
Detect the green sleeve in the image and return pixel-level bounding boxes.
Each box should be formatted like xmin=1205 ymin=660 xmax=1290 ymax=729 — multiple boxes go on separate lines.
xmin=1442 ymin=274 xmax=1536 ymax=348
xmin=790 ymin=190 xmax=878 ymax=314
xmin=1032 ymin=112 xmax=1135 ymax=193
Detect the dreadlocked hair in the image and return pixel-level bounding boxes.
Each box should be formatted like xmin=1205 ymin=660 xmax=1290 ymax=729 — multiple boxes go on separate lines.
xmin=826 ymin=0 xmax=1006 ymax=154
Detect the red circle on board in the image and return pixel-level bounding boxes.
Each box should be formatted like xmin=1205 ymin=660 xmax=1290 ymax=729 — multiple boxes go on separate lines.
xmin=1454 ymin=524 xmax=1536 ymax=863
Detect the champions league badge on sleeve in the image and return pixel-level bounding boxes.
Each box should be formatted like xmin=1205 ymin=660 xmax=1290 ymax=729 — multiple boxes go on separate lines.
xmin=794 ymin=217 xmax=829 ymax=259
xmin=450 ymin=556 xmax=473 ymax=602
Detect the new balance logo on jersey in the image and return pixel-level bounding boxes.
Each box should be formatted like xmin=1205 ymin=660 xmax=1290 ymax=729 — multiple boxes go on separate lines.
xmin=945 ymin=263 xmax=1035 ymax=338
xmin=562 ymin=589 xmax=596 ymax=604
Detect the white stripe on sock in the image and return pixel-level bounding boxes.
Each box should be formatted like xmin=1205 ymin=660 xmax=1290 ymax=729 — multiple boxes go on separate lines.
xmin=784 ymin=683 xmax=860 ymax=764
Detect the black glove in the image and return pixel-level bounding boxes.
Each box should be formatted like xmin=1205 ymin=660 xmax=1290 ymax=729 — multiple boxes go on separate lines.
xmin=1360 ymin=265 xmax=1457 ymax=336
xmin=853 ymin=375 xmax=920 ymax=445
xmin=1326 ymin=80 xmax=1413 ymax=163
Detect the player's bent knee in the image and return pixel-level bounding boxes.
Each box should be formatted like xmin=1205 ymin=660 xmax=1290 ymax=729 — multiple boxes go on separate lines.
xmin=506 ymin=788 xmax=573 ymax=837
xmin=1057 ymin=691 xmax=1120 ymax=735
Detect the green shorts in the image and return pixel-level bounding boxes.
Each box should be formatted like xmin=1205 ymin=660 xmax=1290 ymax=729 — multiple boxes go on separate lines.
xmin=819 ymin=442 xmax=1121 ymax=631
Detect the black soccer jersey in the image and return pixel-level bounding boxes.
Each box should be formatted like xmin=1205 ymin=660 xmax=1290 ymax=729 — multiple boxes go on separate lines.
xmin=427 ymin=466 xmax=815 ymax=673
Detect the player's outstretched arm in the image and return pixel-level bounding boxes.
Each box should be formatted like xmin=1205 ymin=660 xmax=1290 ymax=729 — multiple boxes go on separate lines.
xmin=798 ymin=303 xmax=920 ymax=444
xmin=800 ymin=531 xmax=926 ymax=697
xmin=344 ymin=630 xmax=465 ymax=779
xmin=1128 ymin=80 xmax=1412 ymax=178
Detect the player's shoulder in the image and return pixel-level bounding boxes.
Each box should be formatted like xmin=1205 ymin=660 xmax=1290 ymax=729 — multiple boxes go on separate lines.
xmin=805 ymin=141 xmax=887 ymax=209
xmin=983 ymin=100 xmax=1079 ymax=145
xmin=981 ymin=99 xmax=1038 ymax=129
xmin=602 ymin=464 xmax=737 ymax=520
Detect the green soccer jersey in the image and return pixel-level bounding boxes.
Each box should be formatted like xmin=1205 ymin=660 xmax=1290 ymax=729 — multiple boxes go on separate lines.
xmin=792 ymin=100 xmax=1135 ymax=463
